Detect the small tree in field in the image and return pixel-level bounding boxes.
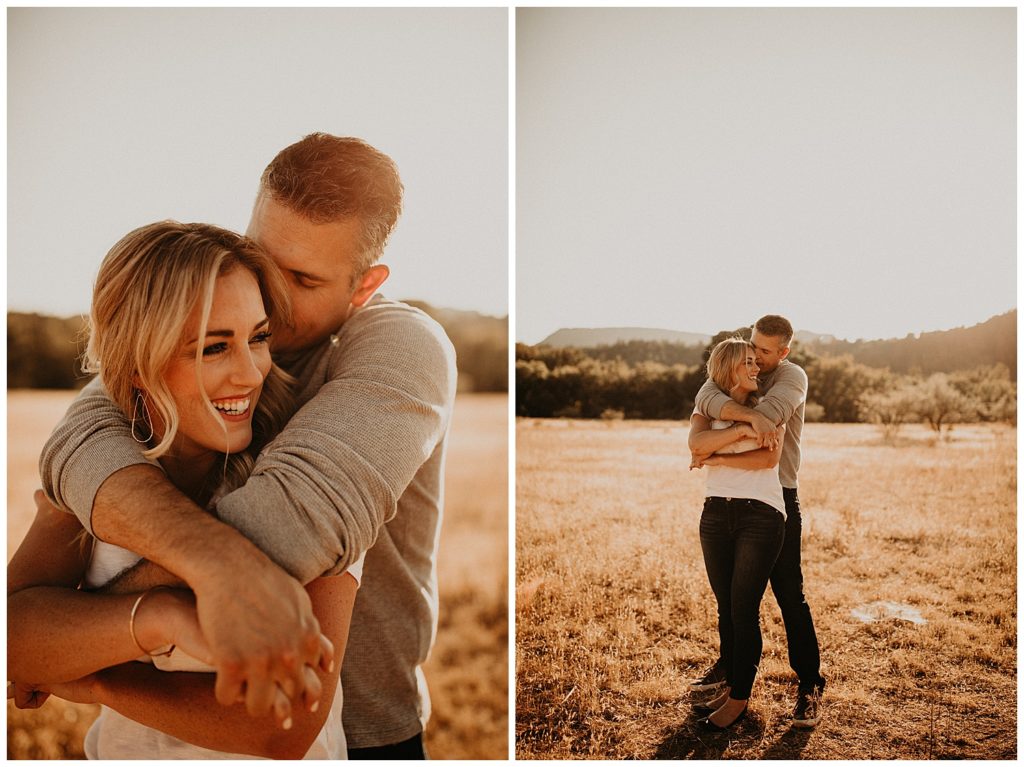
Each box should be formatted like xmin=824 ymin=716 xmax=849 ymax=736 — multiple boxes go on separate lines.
xmin=949 ymin=364 xmax=1017 ymax=425
xmin=914 ymin=373 xmax=978 ymax=437
xmin=859 ymin=385 xmax=919 ymax=442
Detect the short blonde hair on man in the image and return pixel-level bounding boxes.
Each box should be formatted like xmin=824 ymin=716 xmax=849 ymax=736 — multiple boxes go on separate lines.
xmin=706 ymin=337 xmax=756 ymax=395
xmin=83 ymin=221 xmax=295 ymax=495
xmin=259 ymin=133 xmax=404 ymax=279
xmin=754 ymin=314 xmax=794 ymax=348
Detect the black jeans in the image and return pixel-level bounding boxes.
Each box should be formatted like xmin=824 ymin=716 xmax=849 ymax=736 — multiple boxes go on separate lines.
xmin=770 ymin=487 xmax=825 ymax=691
xmin=348 ymin=732 xmax=428 ymax=760
xmin=699 ymin=497 xmax=785 ymax=700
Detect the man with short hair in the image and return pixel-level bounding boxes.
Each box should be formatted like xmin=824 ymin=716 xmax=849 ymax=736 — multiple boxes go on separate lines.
xmin=689 ymin=314 xmax=825 ymax=728
xmin=39 ymin=133 xmax=457 ymax=758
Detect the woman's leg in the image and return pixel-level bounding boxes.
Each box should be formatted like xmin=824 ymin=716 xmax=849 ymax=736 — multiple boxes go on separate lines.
xmin=699 ymin=498 xmax=735 ymax=688
xmin=726 ymin=501 xmax=785 ymax=700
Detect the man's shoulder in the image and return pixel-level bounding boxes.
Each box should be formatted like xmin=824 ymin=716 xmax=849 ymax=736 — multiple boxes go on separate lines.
xmin=341 ymin=296 xmax=451 ymax=347
xmin=327 ymin=295 xmax=456 ymax=379
xmin=773 ymin=359 xmax=808 ymax=384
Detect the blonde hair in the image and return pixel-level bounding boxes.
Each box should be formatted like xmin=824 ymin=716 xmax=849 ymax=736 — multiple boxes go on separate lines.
xmin=258 ymin=133 xmax=403 ymax=280
xmin=83 ymin=221 xmax=296 ymax=498
xmin=706 ymin=338 xmax=757 ymax=397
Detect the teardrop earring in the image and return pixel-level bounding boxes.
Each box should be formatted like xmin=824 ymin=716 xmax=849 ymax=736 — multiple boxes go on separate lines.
xmin=131 ymin=390 xmax=154 ymax=444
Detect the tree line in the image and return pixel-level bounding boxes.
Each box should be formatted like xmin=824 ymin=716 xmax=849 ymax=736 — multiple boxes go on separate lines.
xmin=8 ymin=306 xmax=508 ymax=393
xmin=516 ymin=328 xmax=1016 ymax=429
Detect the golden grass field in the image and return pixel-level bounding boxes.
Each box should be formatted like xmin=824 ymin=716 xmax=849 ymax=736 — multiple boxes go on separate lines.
xmin=7 ymin=390 xmax=509 ymax=760
xmin=516 ymin=417 xmax=1016 ymax=760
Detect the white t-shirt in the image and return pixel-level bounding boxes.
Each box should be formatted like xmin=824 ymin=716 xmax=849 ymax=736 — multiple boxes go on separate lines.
xmin=82 ymin=538 xmax=363 ymax=760
xmin=703 ymin=419 xmax=786 ymax=517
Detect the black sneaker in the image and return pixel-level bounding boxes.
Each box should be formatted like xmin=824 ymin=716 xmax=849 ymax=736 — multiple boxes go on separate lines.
xmin=791 ymin=687 xmax=822 ymax=728
xmin=688 ymin=664 xmax=728 ymax=692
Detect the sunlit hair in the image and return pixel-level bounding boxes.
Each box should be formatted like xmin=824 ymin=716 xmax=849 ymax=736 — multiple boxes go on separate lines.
xmin=258 ymin=132 xmax=403 ymax=280
xmin=706 ymin=338 xmax=757 ymax=397
xmin=83 ymin=221 xmax=296 ymax=498
xmin=754 ymin=314 xmax=794 ymax=348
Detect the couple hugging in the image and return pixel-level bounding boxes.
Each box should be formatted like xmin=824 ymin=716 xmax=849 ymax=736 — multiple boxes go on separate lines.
xmin=8 ymin=133 xmax=457 ymax=759
xmin=687 ymin=316 xmax=825 ymax=731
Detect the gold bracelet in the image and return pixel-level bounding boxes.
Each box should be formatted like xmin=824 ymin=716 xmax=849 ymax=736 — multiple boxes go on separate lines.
xmin=129 ymin=586 xmax=176 ymax=658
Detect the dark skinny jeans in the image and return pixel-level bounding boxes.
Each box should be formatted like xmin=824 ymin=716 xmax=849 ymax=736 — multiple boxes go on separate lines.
xmin=699 ymin=496 xmax=785 ymax=700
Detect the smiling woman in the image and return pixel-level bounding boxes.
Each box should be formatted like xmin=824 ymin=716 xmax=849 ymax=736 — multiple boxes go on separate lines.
xmin=82 ymin=221 xmax=297 ymax=503
xmin=7 ymin=221 xmax=362 ymax=759
xmin=158 ymin=269 xmax=274 ymax=494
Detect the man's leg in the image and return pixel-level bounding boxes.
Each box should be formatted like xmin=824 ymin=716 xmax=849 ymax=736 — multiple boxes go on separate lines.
xmin=348 ymin=732 xmax=428 ymax=760
xmin=769 ymin=489 xmax=825 ymax=692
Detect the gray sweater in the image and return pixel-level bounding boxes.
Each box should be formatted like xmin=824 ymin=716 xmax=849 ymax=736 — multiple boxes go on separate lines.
xmin=693 ymin=359 xmax=807 ymax=489
xmin=39 ymin=294 xmax=458 ymax=749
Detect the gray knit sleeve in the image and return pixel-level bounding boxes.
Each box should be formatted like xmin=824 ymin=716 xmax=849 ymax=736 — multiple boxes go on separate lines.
xmin=693 ymin=376 xmax=731 ymax=420
xmin=755 ymin=362 xmax=807 ymax=425
xmin=214 ymin=302 xmax=457 ymax=583
xmin=38 ymin=377 xmax=155 ymax=535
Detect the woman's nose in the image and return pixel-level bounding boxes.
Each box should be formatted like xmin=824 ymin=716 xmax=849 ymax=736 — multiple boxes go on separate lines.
xmin=231 ymin=347 xmax=265 ymax=387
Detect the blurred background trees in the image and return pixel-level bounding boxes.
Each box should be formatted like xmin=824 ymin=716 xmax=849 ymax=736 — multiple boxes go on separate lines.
xmin=8 ymin=303 xmax=509 ymax=393
xmin=516 ymin=311 xmax=1016 ymax=428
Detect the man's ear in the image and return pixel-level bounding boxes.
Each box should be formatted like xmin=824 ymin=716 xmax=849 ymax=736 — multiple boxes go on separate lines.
xmin=779 ymin=346 xmax=791 ymax=361
xmin=351 ymin=264 xmax=390 ymax=307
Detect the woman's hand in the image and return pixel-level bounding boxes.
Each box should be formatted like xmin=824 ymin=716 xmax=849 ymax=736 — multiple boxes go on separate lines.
xmin=18 ymin=674 xmax=102 ymax=706
xmin=134 ymin=588 xmax=214 ymax=666
xmin=8 ymin=681 xmax=51 ymax=709
xmin=735 ymin=423 xmax=758 ymax=441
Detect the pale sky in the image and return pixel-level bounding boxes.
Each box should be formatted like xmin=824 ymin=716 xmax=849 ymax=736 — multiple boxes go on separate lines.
xmin=517 ymin=8 xmax=1015 ymax=344
xmin=8 ymin=8 xmax=508 ymax=319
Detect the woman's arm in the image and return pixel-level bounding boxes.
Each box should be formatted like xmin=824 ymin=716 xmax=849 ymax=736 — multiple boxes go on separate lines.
xmin=7 ymin=493 xmax=210 ymax=685
xmin=704 ymin=425 xmax=786 ymax=470
xmin=65 ymin=574 xmax=356 ymax=760
xmin=688 ymin=413 xmax=757 ymax=455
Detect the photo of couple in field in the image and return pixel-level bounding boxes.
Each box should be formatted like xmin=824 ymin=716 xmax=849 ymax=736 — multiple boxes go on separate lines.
xmin=516 ymin=6 xmax=1015 ymax=761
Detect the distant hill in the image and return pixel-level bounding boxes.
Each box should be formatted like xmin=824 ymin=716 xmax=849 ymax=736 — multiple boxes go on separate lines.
xmin=540 ymin=327 xmax=710 ymax=348
xmin=803 ymin=310 xmax=1016 ymax=379
xmin=540 ymin=326 xmax=838 ymax=348
xmin=531 ymin=311 xmax=1016 ymax=378
xmin=795 ymin=330 xmax=836 ymax=344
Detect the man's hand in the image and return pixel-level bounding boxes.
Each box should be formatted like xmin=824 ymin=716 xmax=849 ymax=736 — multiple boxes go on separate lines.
xmin=84 ymin=466 xmax=334 ymax=727
xmin=749 ymin=411 xmax=779 ymax=449
xmin=192 ymin=552 xmax=334 ymax=725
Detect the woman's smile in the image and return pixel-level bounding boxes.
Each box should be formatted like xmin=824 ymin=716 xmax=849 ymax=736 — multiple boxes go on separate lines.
xmin=211 ymin=393 xmax=256 ymax=420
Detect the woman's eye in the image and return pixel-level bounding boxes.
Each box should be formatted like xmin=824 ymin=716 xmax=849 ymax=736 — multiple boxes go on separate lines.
xmin=251 ymin=331 xmax=272 ymax=346
xmin=202 ymin=342 xmax=228 ymax=357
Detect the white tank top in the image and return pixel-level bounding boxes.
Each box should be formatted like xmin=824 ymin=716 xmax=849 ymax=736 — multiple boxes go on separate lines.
xmin=703 ymin=420 xmax=786 ymax=517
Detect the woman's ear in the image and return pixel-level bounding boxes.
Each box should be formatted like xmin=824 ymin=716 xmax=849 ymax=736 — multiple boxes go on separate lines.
xmin=351 ymin=264 xmax=390 ymax=307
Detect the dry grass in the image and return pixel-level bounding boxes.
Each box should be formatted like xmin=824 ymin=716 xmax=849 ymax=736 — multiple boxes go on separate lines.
xmin=516 ymin=418 xmax=1016 ymax=760
xmin=6 ymin=390 xmax=508 ymax=760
